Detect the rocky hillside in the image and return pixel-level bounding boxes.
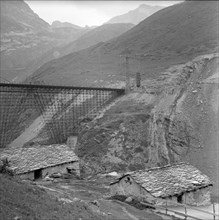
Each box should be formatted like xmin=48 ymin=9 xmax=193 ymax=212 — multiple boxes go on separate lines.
xmin=27 ymin=1 xmax=218 ymax=87
xmin=0 ymin=0 xmax=49 ymax=33
xmin=106 ymin=4 xmax=163 ymax=25
xmin=0 ymin=0 xmax=90 ymax=83
xmin=76 ymin=53 xmax=219 ymax=199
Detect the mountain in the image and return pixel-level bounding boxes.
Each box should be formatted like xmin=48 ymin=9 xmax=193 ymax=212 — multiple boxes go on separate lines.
xmin=0 ymin=0 xmax=50 ymax=33
xmin=0 ymin=173 xmax=108 ymax=220
xmin=59 ymin=23 xmax=134 ymax=56
xmin=51 ymin=20 xmax=82 ymax=29
xmin=106 ymin=4 xmax=163 ymax=25
xmin=21 ymin=23 xmax=134 ymax=82
xmin=0 ymin=0 xmax=91 ymax=83
xmin=28 ymin=1 xmax=218 ymax=87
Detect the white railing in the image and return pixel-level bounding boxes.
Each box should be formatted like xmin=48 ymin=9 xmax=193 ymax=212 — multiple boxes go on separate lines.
xmin=141 ymin=198 xmax=218 ymax=220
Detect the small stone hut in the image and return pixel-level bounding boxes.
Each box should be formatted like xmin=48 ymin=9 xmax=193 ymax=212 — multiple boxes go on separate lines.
xmin=110 ymin=163 xmax=212 ymax=206
xmin=1 ymin=144 xmax=80 ymax=180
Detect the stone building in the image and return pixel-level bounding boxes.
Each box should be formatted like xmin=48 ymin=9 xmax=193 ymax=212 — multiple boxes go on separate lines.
xmin=110 ymin=163 xmax=212 ymax=206
xmin=1 ymin=144 xmax=80 ymax=180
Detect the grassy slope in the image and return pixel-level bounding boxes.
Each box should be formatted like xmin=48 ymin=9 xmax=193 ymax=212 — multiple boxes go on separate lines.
xmin=28 ymin=1 xmax=218 ymax=86
xmin=0 ymin=174 xmax=106 ymax=220
xmin=0 ymin=173 xmax=167 ymax=220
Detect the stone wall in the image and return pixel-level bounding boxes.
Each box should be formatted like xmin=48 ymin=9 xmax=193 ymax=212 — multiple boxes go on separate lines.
xmin=110 ymin=177 xmax=212 ymax=206
xmin=19 ymin=171 xmax=34 ymax=180
xmin=110 ymin=176 xmax=156 ymax=204
xmin=18 ymin=161 xmax=80 ymax=180
xmin=155 ymin=195 xmax=178 ymax=206
xmin=42 ymin=161 xmax=80 ymax=177
xmin=158 ymin=187 xmax=211 ymax=206
xmin=182 ymin=187 xmax=211 ymax=206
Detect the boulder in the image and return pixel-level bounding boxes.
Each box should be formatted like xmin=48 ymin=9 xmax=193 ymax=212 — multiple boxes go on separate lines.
xmin=125 ymin=196 xmax=133 ymax=202
xmin=50 ymin=173 xmax=62 ymax=178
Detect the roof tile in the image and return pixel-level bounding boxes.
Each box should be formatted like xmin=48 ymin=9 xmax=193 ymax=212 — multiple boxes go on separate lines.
xmin=1 ymin=144 xmax=79 ymax=174
xmin=112 ymin=163 xmax=212 ymax=198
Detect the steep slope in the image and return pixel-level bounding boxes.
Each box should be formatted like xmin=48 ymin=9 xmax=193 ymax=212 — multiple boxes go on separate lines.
xmin=0 ymin=0 xmax=90 ymax=83
xmin=58 ymin=23 xmax=134 ymax=57
xmin=0 ymin=174 xmax=106 ymax=220
xmin=0 ymin=173 xmax=164 ymax=220
xmin=28 ymin=1 xmax=218 ymax=87
xmin=106 ymin=4 xmax=163 ymax=25
xmin=0 ymin=0 xmax=49 ymax=33
xmin=21 ymin=23 xmax=134 ymax=83
xmin=76 ymin=53 xmax=219 ymax=199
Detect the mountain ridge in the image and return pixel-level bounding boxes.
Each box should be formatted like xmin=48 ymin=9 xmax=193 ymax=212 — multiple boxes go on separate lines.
xmin=0 ymin=0 xmax=50 ymax=33
xmin=51 ymin=20 xmax=83 ymax=29
xmin=19 ymin=23 xmax=134 ymax=83
xmin=106 ymin=4 xmax=164 ymax=25
xmin=0 ymin=0 xmax=93 ymax=82
xmin=27 ymin=1 xmax=218 ymax=87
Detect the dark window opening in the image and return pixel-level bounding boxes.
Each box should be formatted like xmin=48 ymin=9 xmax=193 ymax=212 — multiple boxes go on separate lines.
xmin=126 ymin=176 xmax=132 ymax=184
xmin=34 ymin=169 xmax=42 ymax=180
xmin=66 ymin=167 xmax=76 ymax=174
xmin=177 ymin=194 xmax=183 ymax=203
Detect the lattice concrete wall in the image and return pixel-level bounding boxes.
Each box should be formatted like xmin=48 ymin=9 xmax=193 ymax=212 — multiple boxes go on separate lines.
xmin=0 ymin=83 xmax=124 ymax=148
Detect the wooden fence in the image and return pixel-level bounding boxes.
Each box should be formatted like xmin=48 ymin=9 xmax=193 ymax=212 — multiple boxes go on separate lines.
xmin=141 ymin=198 xmax=218 ymax=220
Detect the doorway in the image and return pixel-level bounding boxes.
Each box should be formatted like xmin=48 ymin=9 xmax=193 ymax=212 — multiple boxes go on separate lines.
xmin=34 ymin=169 xmax=42 ymax=180
xmin=177 ymin=194 xmax=183 ymax=203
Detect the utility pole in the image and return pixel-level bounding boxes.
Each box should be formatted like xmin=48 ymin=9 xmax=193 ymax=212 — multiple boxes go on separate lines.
xmin=120 ymin=48 xmax=132 ymax=93
xmin=120 ymin=51 xmax=146 ymax=93
xmin=125 ymin=55 xmax=130 ymax=93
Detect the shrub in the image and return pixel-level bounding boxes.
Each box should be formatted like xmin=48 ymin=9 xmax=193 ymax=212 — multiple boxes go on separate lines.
xmin=0 ymin=158 xmax=14 ymax=176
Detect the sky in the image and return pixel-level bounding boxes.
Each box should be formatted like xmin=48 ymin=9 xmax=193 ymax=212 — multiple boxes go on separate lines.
xmin=25 ymin=1 xmax=182 ymax=27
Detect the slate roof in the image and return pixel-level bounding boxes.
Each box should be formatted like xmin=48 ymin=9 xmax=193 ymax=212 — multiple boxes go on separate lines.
xmin=0 ymin=144 xmax=79 ymax=174
xmin=110 ymin=163 xmax=212 ymax=198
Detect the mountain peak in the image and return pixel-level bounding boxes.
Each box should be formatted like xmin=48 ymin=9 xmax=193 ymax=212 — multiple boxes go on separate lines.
xmin=29 ymin=1 xmax=218 ymax=87
xmin=138 ymin=4 xmax=161 ymax=9
xmin=106 ymin=3 xmax=164 ymax=25
xmin=51 ymin=21 xmax=82 ymax=29
xmin=0 ymin=0 xmax=50 ymax=33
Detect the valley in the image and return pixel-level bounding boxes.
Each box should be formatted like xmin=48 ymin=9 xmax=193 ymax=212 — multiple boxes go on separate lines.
xmin=26 ymin=1 xmax=218 ymax=87
xmin=0 ymin=1 xmax=218 ymax=220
